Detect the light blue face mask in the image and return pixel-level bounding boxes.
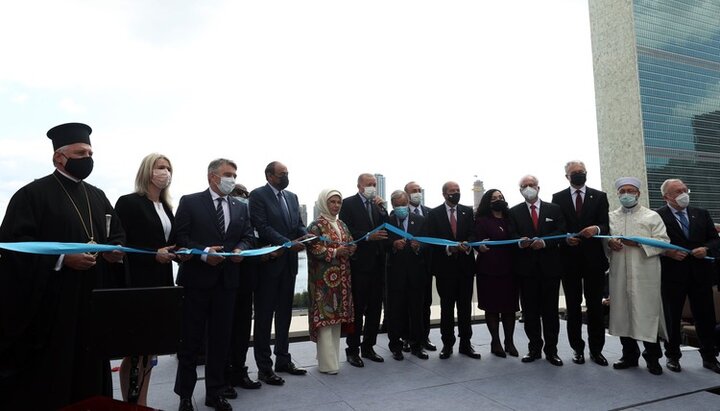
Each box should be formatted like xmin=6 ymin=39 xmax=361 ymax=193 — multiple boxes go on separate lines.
xmin=619 ymin=193 xmax=638 ymax=208
xmin=394 ymin=206 xmax=409 ymax=219
xmin=233 ymin=196 xmax=249 ymax=205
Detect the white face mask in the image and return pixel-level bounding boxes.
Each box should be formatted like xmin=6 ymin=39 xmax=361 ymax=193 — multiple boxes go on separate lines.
xmin=362 ymin=186 xmax=377 ymax=200
xmin=409 ymin=192 xmax=423 ymax=206
xmin=521 ymin=186 xmax=538 ymax=202
xmin=151 ymin=169 xmax=172 ymax=189
xmin=217 ymin=176 xmax=235 ymax=195
xmin=675 ymin=192 xmax=690 ymax=208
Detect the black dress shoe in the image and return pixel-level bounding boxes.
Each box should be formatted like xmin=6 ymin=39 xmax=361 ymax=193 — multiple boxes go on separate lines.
xmin=361 ymin=348 xmax=384 ymax=362
xmin=572 ymin=351 xmax=585 ymax=364
xmin=402 ymin=340 xmax=411 ymax=353
xmin=411 ymin=348 xmax=429 ymax=360
xmin=702 ymin=359 xmax=720 ymax=374
xmin=178 ymin=398 xmax=194 ymax=411
xmin=391 ymin=350 xmax=404 ymax=361
xmin=490 ymin=341 xmax=506 ymax=358
xmin=612 ymin=357 xmax=639 ymax=369
xmin=423 ymin=339 xmax=437 ymax=352
xmin=230 ymin=366 xmax=262 ymax=389
xmin=459 ymin=344 xmax=482 ymax=360
xmin=205 ymin=395 xmax=233 ymax=411
xmin=220 ymin=385 xmax=238 ymax=399
xmin=589 ymin=352 xmax=608 ymax=366
xmin=666 ymin=358 xmax=681 ymax=372
xmin=346 ymin=352 xmax=364 ymax=367
xmin=439 ymin=345 xmax=453 ymax=359
xmin=646 ymin=359 xmax=663 ymax=375
xmin=275 ymin=362 xmax=307 ymax=375
xmin=521 ymin=352 xmax=541 ymax=363
xmin=546 ymin=353 xmax=563 ymax=366
xmin=257 ymin=370 xmax=285 ymax=386
xmin=504 ymin=342 xmax=519 ymax=357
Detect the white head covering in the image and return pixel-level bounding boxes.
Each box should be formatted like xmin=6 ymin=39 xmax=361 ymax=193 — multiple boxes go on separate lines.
xmin=316 ymin=188 xmax=343 ymax=238
xmin=614 ymin=177 xmax=642 ymax=190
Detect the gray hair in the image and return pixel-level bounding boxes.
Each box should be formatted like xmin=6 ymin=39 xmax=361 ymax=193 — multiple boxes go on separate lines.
xmin=519 ymin=174 xmax=539 ymax=186
xmin=357 ymin=173 xmax=375 ymax=185
xmin=390 ymin=190 xmax=408 ymax=204
xmin=660 ymin=178 xmax=683 ymax=196
xmin=208 ymin=158 xmax=237 ymax=174
xmin=564 ymin=160 xmax=586 ymax=175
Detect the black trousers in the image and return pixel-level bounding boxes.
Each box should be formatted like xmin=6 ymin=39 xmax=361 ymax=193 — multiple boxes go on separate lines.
xmin=620 ymin=337 xmax=662 ymax=361
xmin=562 ymin=264 xmax=606 ymax=354
xmin=662 ymin=278 xmax=717 ymax=361
xmin=436 ymin=268 xmax=474 ymax=347
xmin=175 ymin=284 xmax=236 ymax=399
xmin=520 ymin=275 xmax=560 ymax=355
xmin=387 ymin=281 xmax=425 ymax=353
xmin=228 ymin=267 xmax=257 ymax=373
xmin=253 ymin=267 xmax=296 ymax=373
xmin=347 ymin=264 xmax=383 ymax=352
xmin=423 ymin=273 xmax=433 ymax=340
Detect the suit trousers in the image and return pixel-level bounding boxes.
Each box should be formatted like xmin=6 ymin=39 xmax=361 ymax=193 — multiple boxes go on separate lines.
xmin=253 ymin=263 xmax=296 ymax=373
xmin=520 ymin=275 xmax=560 ymax=355
xmin=423 ymin=274 xmax=433 ymax=340
xmin=562 ymin=261 xmax=606 ymax=354
xmin=435 ymin=262 xmax=474 ymax=347
xmin=175 ymin=282 xmax=236 ymax=399
xmin=346 ymin=264 xmax=383 ymax=352
xmin=620 ymin=337 xmax=662 ymax=361
xmin=662 ymin=279 xmax=717 ymax=361
xmin=387 ymin=282 xmax=425 ymax=353
xmin=228 ymin=268 xmax=256 ymax=373
xmin=317 ymin=324 xmax=341 ymax=373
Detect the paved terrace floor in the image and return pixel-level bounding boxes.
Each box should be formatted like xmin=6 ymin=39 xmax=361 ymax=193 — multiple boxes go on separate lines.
xmin=112 ymin=320 xmax=720 ymax=411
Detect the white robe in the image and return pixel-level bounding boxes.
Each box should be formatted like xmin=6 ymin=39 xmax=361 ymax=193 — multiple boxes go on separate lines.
xmin=607 ymin=205 xmax=669 ymax=343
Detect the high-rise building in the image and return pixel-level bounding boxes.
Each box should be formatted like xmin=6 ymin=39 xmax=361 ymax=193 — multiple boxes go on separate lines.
xmin=472 ymin=178 xmax=485 ymax=211
xmin=374 ymin=173 xmax=386 ymax=201
xmin=589 ymin=0 xmax=720 ymax=219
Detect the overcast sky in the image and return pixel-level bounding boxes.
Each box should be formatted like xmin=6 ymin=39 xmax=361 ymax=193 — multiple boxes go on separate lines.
xmin=0 ymin=0 xmax=600 ymax=219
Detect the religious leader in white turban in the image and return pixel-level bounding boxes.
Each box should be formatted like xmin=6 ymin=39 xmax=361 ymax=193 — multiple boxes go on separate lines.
xmin=606 ymin=177 xmax=670 ymax=375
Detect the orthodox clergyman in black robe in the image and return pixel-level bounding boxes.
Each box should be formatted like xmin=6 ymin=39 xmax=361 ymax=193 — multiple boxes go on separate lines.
xmin=0 ymin=123 xmax=125 ymax=410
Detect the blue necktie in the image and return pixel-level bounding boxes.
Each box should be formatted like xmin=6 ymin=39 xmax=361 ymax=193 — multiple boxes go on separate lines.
xmin=278 ymin=191 xmax=291 ymax=227
xmin=676 ymin=211 xmax=689 ymax=238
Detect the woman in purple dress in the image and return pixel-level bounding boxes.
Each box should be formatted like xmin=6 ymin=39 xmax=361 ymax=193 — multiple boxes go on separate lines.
xmin=475 ymin=189 xmax=519 ymax=357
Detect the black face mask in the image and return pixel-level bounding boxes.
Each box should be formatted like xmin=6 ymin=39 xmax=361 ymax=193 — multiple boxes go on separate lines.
xmin=64 ymin=156 xmax=94 ymax=180
xmin=490 ymin=200 xmax=508 ymax=212
xmin=570 ymin=172 xmax=587 ymax=187
xmin=277 ymin=175 xmax=289 ymax=190
xmin=447 ymin=192 xmax=460 ymax=205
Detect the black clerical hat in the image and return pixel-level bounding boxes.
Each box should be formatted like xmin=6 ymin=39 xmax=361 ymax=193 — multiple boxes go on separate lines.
xmin=47 ymin=123 xmax=92 ymax=150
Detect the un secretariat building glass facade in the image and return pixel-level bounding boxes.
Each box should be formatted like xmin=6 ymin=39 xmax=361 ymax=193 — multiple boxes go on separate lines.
xmin=632 ymin=1 xmax=720 ymax=219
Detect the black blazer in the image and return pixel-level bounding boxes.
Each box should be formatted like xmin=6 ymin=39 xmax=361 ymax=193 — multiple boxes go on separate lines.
xmin=115 ymin=193 xmax=175 ymax=287
xmin=173 ymin=189 xmax=254 ymax=289
xmin=249 ymin=184 xmax=307 ymax=276
xmin=339 ymin=193 xmax=387 ymax=273
xmin=657 ymin=205 xmax=719 ymax=285
xmin=427 ymin=203 xmax=475 ymax=276
xmin=551 ymin=187 xmax=609 ymax=274
xmin=385 ymin=212 xmax=428 ymax=290
xmin=508 ymin=200 xmax=566 ymax=278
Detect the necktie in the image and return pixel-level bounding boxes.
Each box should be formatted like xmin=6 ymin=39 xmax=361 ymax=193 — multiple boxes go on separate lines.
xmin=216 ymin=197 xmax=226 ymax=235
xmin=278 ymin=191 xmax=291 ymax=227
xmin=449 ymin=207 xmax=457 ymax=238
xmin=676 ymin=211 xmax=689 ymax=238
xmin=575 ymin=189 xmax=583 ymax=216
xmin=413 ymin=207 xmax=420 ymax=216
xmin=366 ymin=200 xmax=374 ymax=226
xmin=530 ymin=204 xmax=538 ymax=231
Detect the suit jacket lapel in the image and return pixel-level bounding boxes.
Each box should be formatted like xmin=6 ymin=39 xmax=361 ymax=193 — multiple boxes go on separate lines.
xmin=203 ymin=190 xmax=224 ymax=237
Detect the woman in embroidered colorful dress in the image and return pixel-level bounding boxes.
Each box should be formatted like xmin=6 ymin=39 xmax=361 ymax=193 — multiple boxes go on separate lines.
xmin=306 ymin=188 xmax=356 ymax=374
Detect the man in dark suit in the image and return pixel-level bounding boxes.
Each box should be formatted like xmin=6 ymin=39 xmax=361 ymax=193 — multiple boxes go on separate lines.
xmin=386 ymin=190 xmax=430 ymax=360
xmin=404 ymin=181 xmax=437 ymax=352
xmin=250 ymin=161 xmax=311 ymax=385
xmin=656 ymin=178 xmax=720 ymax=374
xmin=551 ymin=161 xmax=610 ymax=366
xmin=173 ymin=158 xmax=255 ymax=411
xmin=339 ymin=173 xmax=388 ymax=367
xmin=509 ymin=175 xmax=566 ymax=367
xmin=427 ymin=181 xmax=481 ymax=360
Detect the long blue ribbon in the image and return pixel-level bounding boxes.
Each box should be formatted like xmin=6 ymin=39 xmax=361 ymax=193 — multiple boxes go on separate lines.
xmin=1 ymin=225 xmax=714 ymax=261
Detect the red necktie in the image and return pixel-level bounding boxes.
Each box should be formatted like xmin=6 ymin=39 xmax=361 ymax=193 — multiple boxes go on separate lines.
xmin=450 ymin=207 xmax=457 ymax=238
xmin=530 ymin=204 xmax=538 ymax=231
xmin=575 ymin=190 xmax=583 ymax=216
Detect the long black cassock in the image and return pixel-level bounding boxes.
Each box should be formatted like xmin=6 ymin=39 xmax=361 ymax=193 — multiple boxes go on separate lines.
xmin=0 ymin=170 xmax=125 ymax=410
